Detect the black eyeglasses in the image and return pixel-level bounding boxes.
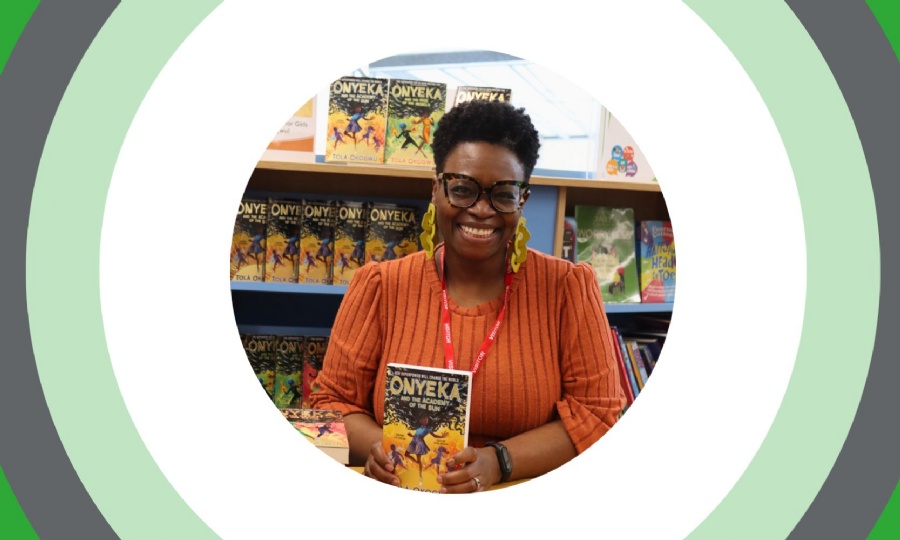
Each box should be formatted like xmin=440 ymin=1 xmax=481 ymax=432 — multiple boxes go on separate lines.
xmin=438 ymin=173 xmax=529 ymax=214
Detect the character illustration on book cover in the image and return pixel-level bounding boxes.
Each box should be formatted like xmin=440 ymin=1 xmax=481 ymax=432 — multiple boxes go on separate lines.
xmin=325 ymin=77 xmax=388 ymax=164
xmin=365 ymin=205 xmax=419 ymax=264
xmin=266 ymin=199 xmax=302 ymax=283
xmin=231 ymin=199 xmax=267 ymax=282
xmin=575 ymin=206 xmax=640 ymax=303
xmin=382 ymin=366 xmax=470 ymax=492
xmin=299 ymin=201 xmax=336 ymax=285
xmin=384 ymin=80 xmax=446 ymax=167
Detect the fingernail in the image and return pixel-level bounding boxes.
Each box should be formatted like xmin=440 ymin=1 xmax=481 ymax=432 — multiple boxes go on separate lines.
xmin=440 ymin=487 xmax=447 ymax=494
xmin=436 ymin=475 xmax=443 ymax=483
xmin=392 ymin=479 xmax=400 ymax=486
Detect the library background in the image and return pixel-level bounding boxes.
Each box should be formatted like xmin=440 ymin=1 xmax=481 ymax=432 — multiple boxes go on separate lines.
xmin=230 ymin=50 xmax=675 ymax=469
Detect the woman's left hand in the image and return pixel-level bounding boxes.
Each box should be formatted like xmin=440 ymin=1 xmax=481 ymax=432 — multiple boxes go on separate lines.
xmin=436 ymin=446 xmax=501 ymax=494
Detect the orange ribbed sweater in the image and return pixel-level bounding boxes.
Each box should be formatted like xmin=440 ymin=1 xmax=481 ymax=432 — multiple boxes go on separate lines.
xmin=310 ymin=248 xmax=625 ymax=454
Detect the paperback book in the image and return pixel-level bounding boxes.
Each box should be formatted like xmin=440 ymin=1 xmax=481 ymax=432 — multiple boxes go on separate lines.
xmin=274 ymin=335 xmax=305 ymax=409
xmin=242 ymin=334 xmax=276 ymax=400
xmin=638 ymin=220 xmax=676 ymax=303
xmin=282 ymin=408 xmax=349 ymax=465
xmin=265 ymin=198 xmax=303 ymax=284
xmin=365 ymin=203 xmax=419 ymax=263
xmin=384 ymin=79 xmax=447 ymax=168
xmin=332 ymin=200 xmax=369 ymax=286
xmin=325 ymin=76 xmax=389 ymax=164
xmin=382 ymin=363 xmax=472 ymax=493
xmin=298 ymin=200 xmax=337 ymax=285
xmin=597 ymin=106 xmax=657 ymax=182
xmin=574 ymin=206 xmax=641 ymax=303
xmin=452 ymin=85 xmax=512 ymax=107
xmin=301 ymin=336 xmax=328 ymax=409
xmin=231 ymin=198 xmax=268 ymax=283
xmin=263 ymin=96 xmax=317 ymax=163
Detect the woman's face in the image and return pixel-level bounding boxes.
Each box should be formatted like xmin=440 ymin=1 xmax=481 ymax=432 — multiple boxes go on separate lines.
xmin=432 ymin=142 xmax=528 ymax=266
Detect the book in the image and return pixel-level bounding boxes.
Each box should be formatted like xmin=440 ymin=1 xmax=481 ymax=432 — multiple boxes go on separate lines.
xmin=365 ymin=203 xmax=419 ymax=263
xmin=451 ymin=85 xmax=512 ymax=107
xmin=574 ymin=206 xmax=641 ymax=303
xmin=262 ymin=96 xmax=316 ymax=163
xmin=609 ymin=326 xmax=635 ymax=406
xmin=611 ymin=326 xmax=640 ymax=401
xmin=627 ymin=339 xmax=652 ymax=386
xmin=301 ymin=336 xmax=328 ymax=409
xmin=242 ymin=334 xmax=276 ymax=400
xmin=325 ymin=76 xmax=389 ymax=164
xmin=265 ymin=198 xmax=303 ymax=284
xmin=382 ymin=363 xmax=473 ymax=493
xmin=274 ymin=336 xmax=305 ymax=409
xmin=298 ymin=200 xmax=337 ymax=285
xmin=562 ymin=216 xmax=577 ymax=263
xmin=638 ymin=220 xmax=676 ymax=303
xmin=598 ymin=106 xmax=657 ymax=182
xmin=384 ymin=79 xmax=447 ymax=168
xmin=231 ymin=198 xmax=268 ymax=282
xmin=332 ymin=201 xmax=369 ymax=286
xmin=622 ymin=338 xmax=646 ymax=391
xmin=282 ymin=408 xmax=349 ymax=465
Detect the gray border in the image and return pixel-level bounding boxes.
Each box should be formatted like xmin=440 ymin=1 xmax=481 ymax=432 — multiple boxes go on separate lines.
xmin=0 ymin=0 xmax=119 ymax=538
xmin=785 ymin=0 xmax=900 ymax=538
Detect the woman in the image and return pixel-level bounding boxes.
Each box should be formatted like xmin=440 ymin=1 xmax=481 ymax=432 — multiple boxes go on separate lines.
xmin=311 ymin=100 xmax=625 ymax=493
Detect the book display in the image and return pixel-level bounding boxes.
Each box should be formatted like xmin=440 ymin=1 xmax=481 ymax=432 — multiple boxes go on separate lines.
xmin=281 ymin=408 xmax=350 ymax=465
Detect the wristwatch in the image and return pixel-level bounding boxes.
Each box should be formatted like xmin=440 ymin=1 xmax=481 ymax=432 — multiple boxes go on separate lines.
xmin=485 ymin=441 xmax=512 ymax=483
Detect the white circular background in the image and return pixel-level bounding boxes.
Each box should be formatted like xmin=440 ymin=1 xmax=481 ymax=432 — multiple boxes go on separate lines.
xmin=100 ymin=0 xmax=805 ymax=537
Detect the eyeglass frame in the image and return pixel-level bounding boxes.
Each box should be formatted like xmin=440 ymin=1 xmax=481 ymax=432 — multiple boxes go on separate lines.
xmin=436 ymin=172 xmax=530 ymax=214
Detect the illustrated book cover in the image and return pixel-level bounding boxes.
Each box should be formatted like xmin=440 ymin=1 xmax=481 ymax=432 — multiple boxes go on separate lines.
xmin=265 ymin=198 xmax=303 ymax=284
xmin=231 ymin=198 xmax=268 ymax=283
xmin=282 ymin=408 xmax=349 ymax=465
xmin=332 ymin=200 xmax=369 ymax=286
xmin=597 ymin=106 xmax=657 ymax=182
xmin=365 ymin=203 xmax=419 ymax=263
xmin=241 ymin=334 xmax=276 ymax=400
xmin=574 ymin=205 xmax=641 ymax=303
xmin=298 ymin=200 xmax=337 ymax=285
xmin=451 ymin=85 xmax=512 ymax=107
xmin=384 ymin=79 xmax=447 ymax=168
xmin=382 ymin=363 xmax=472 ymax=493
xmin=262 ymin=96 xmax=317 ymax=163
xmin=638 ymin=220 xmax=676 ymax=303
xmin=273 ymin=335 xmax=305 ymax=409
xmin=301 ymin=336 xmax=328 ymax=409
xmin=324 ymin=76 xmax=389 ymax=164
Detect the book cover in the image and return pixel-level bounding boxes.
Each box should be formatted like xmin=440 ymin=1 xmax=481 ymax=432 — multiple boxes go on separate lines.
xmin=332 ymin=200 xmax=369 ymax=286
xmin=274 ymin=336 xmax=305 ymax=409
xmin=384 ymin=79 xmax=447 ymax=168
xmin=613 ymin=327 xmax=641 ymax=399
xmin=263 ymin=96 xmax=317 ymax=163
xmin=365 ymin=203 xmax=419 ymax=263
xmin=282 ymin=408 xmax=349 ymax=465
xmin=622 ymin=338 xmax=646 ymax=391
xmin=597 ymin=106 xmax=657 ymax=182
xmin=382 ymin=363 xmax=472 ymax=493
xmin=562 ymin=216 xmax=577 ymax=263
xmin=231 ymin=198 xmax=268 ymax=282
xmin=609 ymin=326 xmax=635 ymax=406
xmin=242 ymin=334 xmax=276 ymax=400
xmin=574 ymin=206 xmax=641 ymax=303
xmin=265 ymin=198 xmax=303 ymax=284
xmin=301 ymin=336 xmax=328 ymax=409
xmin=298 ymin=200 xmax=337 ymax=285
xmin=627 ymin=339 xmax=652 ymax=385
xmin=325 ymin=76 xmax=389 ymax=164
xmin=639 ymin=220 xmax=676 ymax=303
xmin=452 ymin=86 xmax=512 ymax=107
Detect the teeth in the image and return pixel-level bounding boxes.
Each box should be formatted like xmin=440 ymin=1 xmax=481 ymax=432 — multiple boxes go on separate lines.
xmin=460 ymin=225 xmax=494 ymax=238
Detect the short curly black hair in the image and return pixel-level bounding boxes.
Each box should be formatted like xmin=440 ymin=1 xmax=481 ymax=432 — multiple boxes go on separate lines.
xmin=432 ymin=100 xmax=541 ymax=180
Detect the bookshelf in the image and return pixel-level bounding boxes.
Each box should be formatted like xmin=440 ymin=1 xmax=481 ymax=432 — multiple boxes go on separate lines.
xmin=232 ymin=160 xmax=673 ymax=335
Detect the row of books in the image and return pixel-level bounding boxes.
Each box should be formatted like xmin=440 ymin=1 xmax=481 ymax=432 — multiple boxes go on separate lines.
xmin=230 ymin=197 xmax=421 ymax=285
xmin=610 ymin=325 xmax=666 ymax=409
xmin=240 ymin=333 xmax=329 ymax=410
xmin=561 ymin=206 xmax=676 ymax=304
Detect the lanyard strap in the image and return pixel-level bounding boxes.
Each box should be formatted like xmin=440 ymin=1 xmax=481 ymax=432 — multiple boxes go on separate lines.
xmin=440 ymin=248 xmax=514 ymax=375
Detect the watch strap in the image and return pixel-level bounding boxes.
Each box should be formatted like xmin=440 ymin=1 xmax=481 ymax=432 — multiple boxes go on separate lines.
xmin=485 ymin=441 xmax=512 ymax=483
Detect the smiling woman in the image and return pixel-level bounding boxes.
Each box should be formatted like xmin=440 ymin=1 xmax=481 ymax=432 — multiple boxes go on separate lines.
xmin=310 ymin=100 xmax=626 ymax=494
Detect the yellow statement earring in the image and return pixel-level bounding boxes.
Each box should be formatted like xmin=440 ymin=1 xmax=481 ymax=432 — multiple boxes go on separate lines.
xmin=509 ymin=216 xmax=530 ymax=273
xmin=420 ymin=202 xmax=437 ymax=259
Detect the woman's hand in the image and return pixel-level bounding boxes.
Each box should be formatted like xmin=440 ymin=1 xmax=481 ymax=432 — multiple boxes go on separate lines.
xmin=436 ymin=446 xmax=501 ymax=494
xmin=362 ymin=441 xmax=400 ymax=487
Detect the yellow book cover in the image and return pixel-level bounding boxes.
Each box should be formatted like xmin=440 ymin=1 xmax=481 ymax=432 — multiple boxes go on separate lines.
xmin=382 ymin=363 xmax=472 ymax=493
xmin=325 ymin=76 xmax=388 ymax=164
xmin=231 ymin=198 xmax=267 ymax=283
xmin=298 ymin=200 xmax=337 ymax=285
xmin=384 ymin=79 xmax=446 ymax=168
xmin=265 ymin=198 xmax=303 ymax=284
xmin=365 ymin=203 xmax=419 ymax=264
xmin=332 ymin=201 xmax=369 ymax=286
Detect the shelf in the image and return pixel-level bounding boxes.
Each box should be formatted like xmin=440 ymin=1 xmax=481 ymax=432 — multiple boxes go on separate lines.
xmin=229 ymin=283 xmax=674 ymax=314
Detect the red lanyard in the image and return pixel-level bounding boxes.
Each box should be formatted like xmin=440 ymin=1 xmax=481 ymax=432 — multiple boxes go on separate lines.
xmin=440 ymin=248 xmax=514 ymax=375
